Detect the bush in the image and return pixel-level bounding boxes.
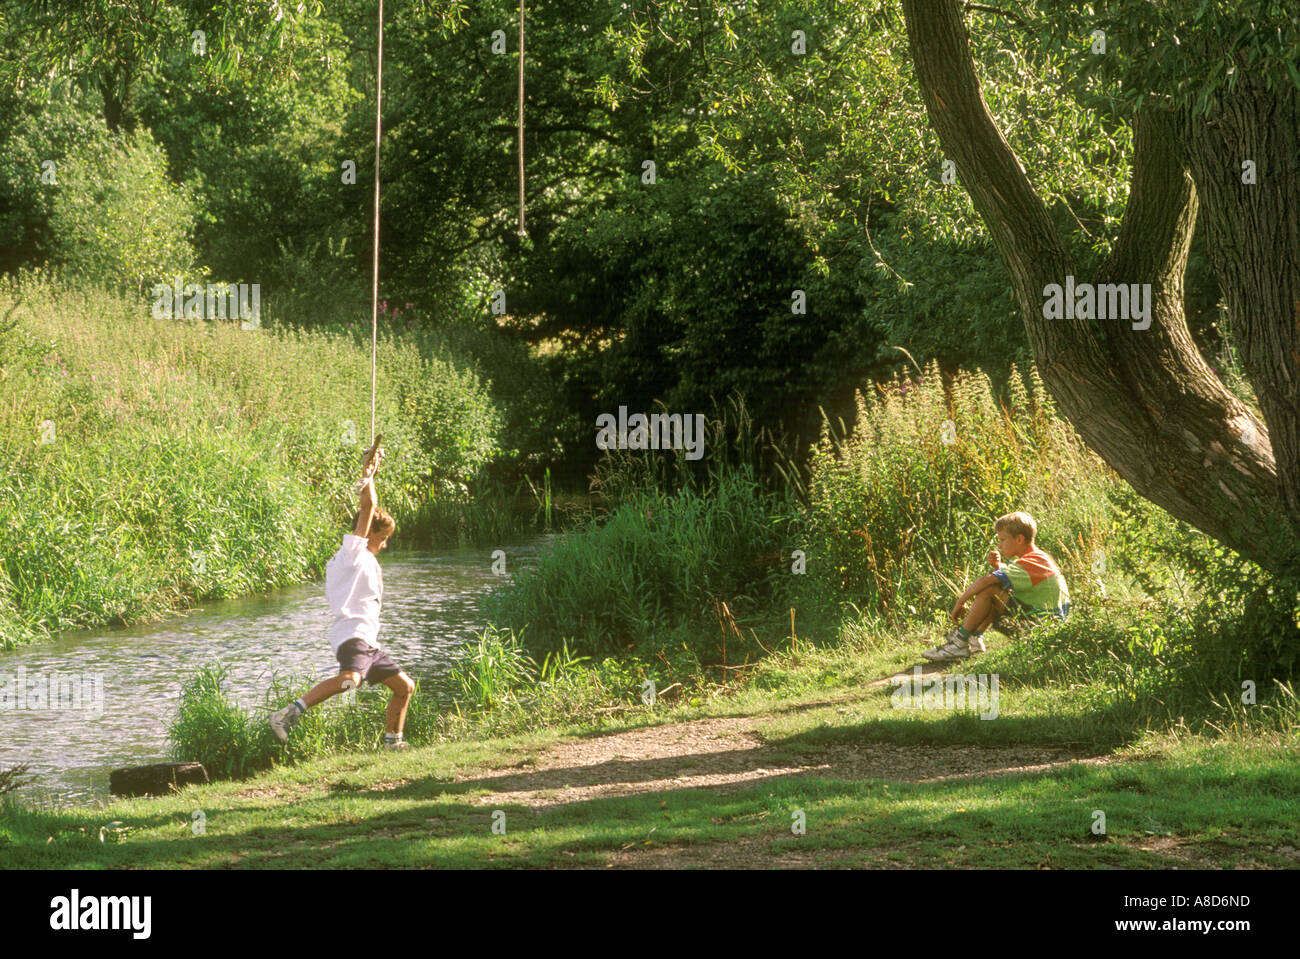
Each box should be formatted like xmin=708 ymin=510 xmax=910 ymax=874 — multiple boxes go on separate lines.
xmin=485 ymin=453 xmax=796 ymax=661
xmin=0 ymin=87 xmax=111 ymax=272
xmin=1107 ymin=483 xmax=1300 ymax=680
xmin=47 ymin=126 xmax=197 ymax=294
xmin=168 ymin=668 xmax=277 ymax=780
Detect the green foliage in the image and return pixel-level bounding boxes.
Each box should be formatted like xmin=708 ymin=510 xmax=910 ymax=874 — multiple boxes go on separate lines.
xmin=46 ymin=127 xmax=198 ymax=294
xmin=0 ymin=87 xmax=111 ymax=272
xmin=0 ymin=307 xmax=53 ymax=374
xmin=1108 ymin=484 xmax=1300 ymax=679
xmin=168 ymin=667 xmax=276 ymax=780
xmin=597 ymin=0 xmax=1130 ymax=251
xmin=440 ymin=624 xmax=673 ymax=738
xmin=865 ymin=228 xmax=1029 ymax=379
xmin=982 ymin=599 xmax=1300 ymax=741
xmin=5 ymin=1 xmax=332 ymax=130
xmin=1038 ymin=0 xmax=1300 ymax=117
xmin=447 ymin=625 xmax=589 ymax=711
xmin=533 ymin=169 xmax=879 ymax=461
xmin=485 ymin=449 xmax=797 ymax=660
xmin=0 ymin=275 xmax=503 ymax=642
xmin=794 ymin=362 xmax=1111 ymax=623
xmin=136 ymin=10 xmax=359 ymax=291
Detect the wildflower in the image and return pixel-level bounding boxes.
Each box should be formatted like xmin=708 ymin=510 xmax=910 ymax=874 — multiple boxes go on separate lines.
xmin=404 ymin=302 xmax=413 ymax=310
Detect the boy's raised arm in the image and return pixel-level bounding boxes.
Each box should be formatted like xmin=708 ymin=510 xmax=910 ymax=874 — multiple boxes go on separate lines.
xmin=353 ymin=477 xmax=376 ymax=538
xmin=352 ymin=445 xmax=384 ymax=538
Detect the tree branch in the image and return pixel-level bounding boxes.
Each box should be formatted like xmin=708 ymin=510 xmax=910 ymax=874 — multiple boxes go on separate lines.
xmin=962 ymin=3 xmax=1030 ymax=30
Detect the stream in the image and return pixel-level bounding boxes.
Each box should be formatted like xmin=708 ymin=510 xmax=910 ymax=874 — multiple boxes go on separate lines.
xmin=0 ymin=534 xmax=554 ymax=807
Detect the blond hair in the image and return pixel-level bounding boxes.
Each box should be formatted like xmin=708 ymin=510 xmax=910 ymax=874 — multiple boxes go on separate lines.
xmin=994 ymin=511 xmax=1037 ymax=543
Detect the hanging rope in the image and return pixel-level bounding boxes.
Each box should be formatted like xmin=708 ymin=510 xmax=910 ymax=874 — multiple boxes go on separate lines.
xmin=370 ymin=0 xmax=384 ymax=443
xmin=518 ymin=0 xmax=526 ymax=235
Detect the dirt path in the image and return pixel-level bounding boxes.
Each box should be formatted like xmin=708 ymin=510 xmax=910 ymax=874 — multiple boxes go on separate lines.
xmin=450 ymin=667 xmax=1115 ymax=867
xmin=459 ymin=714 xmax=1105 ymax=807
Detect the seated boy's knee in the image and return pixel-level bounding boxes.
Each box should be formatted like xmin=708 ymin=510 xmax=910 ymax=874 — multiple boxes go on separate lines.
xmin=339 ymin=670 xmax=363 ymax=690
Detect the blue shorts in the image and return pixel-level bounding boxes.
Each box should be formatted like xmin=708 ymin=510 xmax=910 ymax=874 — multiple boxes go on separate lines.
xmin=335 ymin=638 xmax=403 ymax=685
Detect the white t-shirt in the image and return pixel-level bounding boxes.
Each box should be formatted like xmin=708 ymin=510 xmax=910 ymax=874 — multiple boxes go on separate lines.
xmin=324 ymin=534 xmax=383 ymax=652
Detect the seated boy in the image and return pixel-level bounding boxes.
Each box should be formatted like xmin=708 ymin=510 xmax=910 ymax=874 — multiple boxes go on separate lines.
xmin=922 ymin=511 xmax=1070 ymax=662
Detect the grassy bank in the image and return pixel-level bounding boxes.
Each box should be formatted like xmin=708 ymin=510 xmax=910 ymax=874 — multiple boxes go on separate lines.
xmin=0 ymin=274 xmax=517 ymax=649
xmin=138 ymin=358 xmax=1296 ymax=786
xmin=3 ymin=613 xmax=1296 ymax=868
xmin=4 ymin=303 xmax=1296 ymax=867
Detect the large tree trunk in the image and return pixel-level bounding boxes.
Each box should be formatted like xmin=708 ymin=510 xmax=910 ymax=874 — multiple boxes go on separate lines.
xmin=1184 ymin=75 xmax=1300 ymax=528
xmin=901 ymin=0 xmax=1298 ymax=577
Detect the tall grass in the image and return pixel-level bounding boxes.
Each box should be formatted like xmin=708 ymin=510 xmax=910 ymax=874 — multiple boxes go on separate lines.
xmin=485 ymin=458 xmax=797 ymax=661
xmin=793 ymin=361 xmax=1113 ymax=625
xmin=483 ymin=396 xmax=805 ymax=662
xmin=166 ymin=626 xmax=664 ymax=779
xmin=0 ymin=272 xmax=504 ymax=647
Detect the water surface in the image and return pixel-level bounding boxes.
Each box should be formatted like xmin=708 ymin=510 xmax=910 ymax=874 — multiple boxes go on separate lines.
xmin=0 ymin=535 xmax=552 ymax=806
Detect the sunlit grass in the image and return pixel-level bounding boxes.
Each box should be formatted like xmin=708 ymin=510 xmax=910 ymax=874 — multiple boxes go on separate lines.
xmin=0 ymin=272 xmax=505 ymax=647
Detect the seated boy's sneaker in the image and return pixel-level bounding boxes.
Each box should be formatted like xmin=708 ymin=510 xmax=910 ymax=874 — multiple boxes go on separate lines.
xmin=966 ymin=634 xmax=987 ymax=654
xmin=268 ymin=704 xmax=302 ymax=744
xmin=921 ymin=629 xmax=973 ymax=662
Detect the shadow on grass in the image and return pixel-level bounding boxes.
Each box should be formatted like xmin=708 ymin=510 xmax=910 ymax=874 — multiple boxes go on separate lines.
xmin=10 ymin=746 xmax=1297 ymax=869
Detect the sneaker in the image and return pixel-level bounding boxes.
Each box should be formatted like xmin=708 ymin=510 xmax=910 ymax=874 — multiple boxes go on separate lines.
xmin=269 ymin=704 xmax=302 ymax=743
xmin=921 ymin=629 xmax=973 ymax=662
xmin=382 ymin=735 xmax=408 ymax=751
xmin=966 ymin=633 xmax=987 ymax=654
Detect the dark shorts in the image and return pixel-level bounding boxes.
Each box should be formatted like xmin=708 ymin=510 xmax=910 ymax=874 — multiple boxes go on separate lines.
xmin=999 ymin=595 xmax=1070 ymax=625
xmin=335 ymin=638 xmax=403 ymax=685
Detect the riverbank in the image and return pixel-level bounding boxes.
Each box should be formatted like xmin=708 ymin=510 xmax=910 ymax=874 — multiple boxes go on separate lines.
xmin=0 ymin=539 xmax=558 ymax=806
xmin=4 ymin=617 xmax=1297 ymax=868
xmin=0 ymin=275 xmax=515 ymax=651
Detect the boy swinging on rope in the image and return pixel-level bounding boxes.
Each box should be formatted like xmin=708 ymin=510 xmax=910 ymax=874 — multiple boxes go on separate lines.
xmin=270 ymin=441 xmax=416 ymax=749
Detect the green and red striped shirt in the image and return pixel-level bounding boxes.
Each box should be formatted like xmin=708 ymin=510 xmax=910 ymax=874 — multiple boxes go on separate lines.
xmin=992 ymin=546 xmax=1070 ymax=619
